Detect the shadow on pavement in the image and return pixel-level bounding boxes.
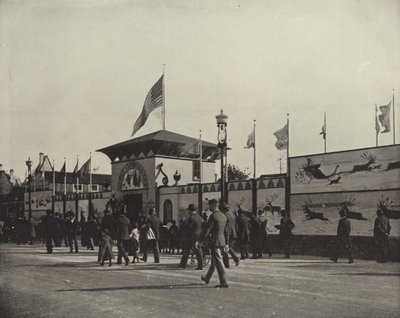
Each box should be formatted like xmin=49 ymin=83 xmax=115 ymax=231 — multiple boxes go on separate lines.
xmin=56 ymin=283 xmax=207 ymax=292
xmin=15 ymin=262 xmax=98 ymax=268
xmin=330 ymin=272 xmax=400 ymax=277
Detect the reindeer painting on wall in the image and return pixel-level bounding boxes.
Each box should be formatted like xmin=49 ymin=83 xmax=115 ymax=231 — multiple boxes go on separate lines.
xmin=303 ymin=200 xmax=328 ymax=221
xmin=350 ymin=152 xmax=381 ymax=173
xmin=377 ymin=195 xmax=400 ymax=219
xmin=264 ymin=193 xmax=282 ymax=215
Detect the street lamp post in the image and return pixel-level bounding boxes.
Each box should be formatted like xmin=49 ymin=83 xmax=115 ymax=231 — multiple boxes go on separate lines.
xmin=215 ymin=109 xmax=228 ymax=203
xmin=25 ymin=158 xmax=32 ymax=219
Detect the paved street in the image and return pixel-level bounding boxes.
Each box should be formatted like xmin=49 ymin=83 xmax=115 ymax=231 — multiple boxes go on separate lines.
xmin=0 ymin=244 xmax=399 ymax=318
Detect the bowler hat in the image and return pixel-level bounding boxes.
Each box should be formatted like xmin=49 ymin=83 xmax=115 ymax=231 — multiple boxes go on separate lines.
xmin=188 ymin=204 xmax=196 ymax=211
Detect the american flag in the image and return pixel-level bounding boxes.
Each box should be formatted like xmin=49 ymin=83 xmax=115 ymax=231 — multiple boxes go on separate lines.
xmin=132 ymin=75 xmax=164 ymax=136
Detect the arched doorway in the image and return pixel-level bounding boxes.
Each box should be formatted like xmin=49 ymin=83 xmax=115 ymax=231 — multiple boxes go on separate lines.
xmin=163 ymin=199 xmax=173 ymax=223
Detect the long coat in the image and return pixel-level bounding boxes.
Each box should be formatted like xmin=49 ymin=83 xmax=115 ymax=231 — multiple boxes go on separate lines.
xmin=147 ymin=215 xmax=161 ymax=240
xmin=188 ymin=213 xmax=203 ymax=244
xmin=225 ymin=211 xmax=237 ymax=239
xmin=115 ymin=215 xmax=131 ymax=240
xmin=236 ymin=214 xmax=251 ymax=242
xmin=279 ymin=216 xmax=295 ymax=237
xmin=200 ymin=210 xmax=228 ymax=248
xmin=337 ymin=217 xmax=351 ymax=243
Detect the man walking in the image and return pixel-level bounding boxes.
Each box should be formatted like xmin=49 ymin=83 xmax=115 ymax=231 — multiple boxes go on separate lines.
xmin=279 ymin=210 xmax=295 ymax=258
xmin=141 ymin=208 xmax=160 ymax=263
xmin=374 ymin=208 xmax=391 ymax=263
xmin=180 ymin=204 xmax=203 ymax=269
xmin=221 ymin=202 xmax=239 ymax=267
xmin=331 ymin=207 xmax=353 ymax=263
xmin=197 ymin=199 xmax=229 ymax=288
xmin=115 ymin=206 xmax=131 ymax=265
xmin=236 ymin=208 xmax=250 ymax=260
xmin=65 ymin=212 xmax=79 ymax=253
xmin=42 ymin=211 xmax=55 ymax=254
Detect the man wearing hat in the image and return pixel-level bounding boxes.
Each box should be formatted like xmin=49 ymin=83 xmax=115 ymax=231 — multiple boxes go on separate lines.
xmin=197 ymin=199 xmax=229 ymax=288
xmin=373 ymin=208 xmax=391 ymax=263
xmin=221 ymin=202 xmax=240 ymax=267
xmin=330 ymin=207 xmax=353 ymax=263
xmin=180 ymin=204 xmax=204 ymax=269
xmin=278 ymin=210 xmax=294 ymax=259
xmin=236 ymin=207 xmax=251 ymax=259
xmin=115 ymin=205 xmax=132 ymax=265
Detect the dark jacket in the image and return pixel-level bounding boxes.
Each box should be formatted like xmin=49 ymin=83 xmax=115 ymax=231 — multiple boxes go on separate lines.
xmin=116 ymin=215 xmax=132 ymax=240
xmin=65 ymin=218 xmax=79 ymax=235
xmin=236 ymin=214 xmax=251 ymax=242
xmin=189 ymin=213 xmax=203 ymax=243
xmin=147 ymin=215 xmax=161 ymax=240
xmin=225 ymin=211 xmax=237 ymax=239
xmin=200 ymin=210 xmax=228 ymax=248
xmin=101 ymin=214 xmax=115 ymax=238
xmin=279 ymin=216 xmax=295 ymax=237
xmin=250 ymin=217 xmax=262 ymax=240
xmin=337 ymin=217 xmax=351 ymax=241
xmin=374 ymin=215 xmax=391 ymax=238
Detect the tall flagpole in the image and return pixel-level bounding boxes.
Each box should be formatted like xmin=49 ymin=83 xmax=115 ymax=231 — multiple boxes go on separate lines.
xmin=162 ymin=65 xmax=166 ymax=130
xmin=199 ymin=130 xmax=203 ymax=184
xmin=286 ymin=113 xmax=290 ymax=174
xmin=52 ymin=160 xmax=55 ymax=196
xmin=324 ymin=112 xmax=327 ymax=153
xmin=64 ymin=157 xmax=66 ymax=195
xmin=76 ymin=155 xmax=79 ymax=193
xmin=393 ymin=89 xmax=395 ymax=144
xmin=286 ymin=113 xmax=290 ymax=214
xmin=253 ymin=119 xmax=256 ymax=179
xmin=89 ymin=152 xmax=92 ymax=193
xmin=375 ymin=104 xmax=379 ymax=147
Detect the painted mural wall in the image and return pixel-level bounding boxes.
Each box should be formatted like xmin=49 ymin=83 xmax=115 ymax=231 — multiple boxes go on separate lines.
xmin=158 ymin=178 xmax=286 ymax=234
xmin=290 ymin=145 xmax=400 ymax=194
xmin=290 ymin=145 xmax=400 ymax=237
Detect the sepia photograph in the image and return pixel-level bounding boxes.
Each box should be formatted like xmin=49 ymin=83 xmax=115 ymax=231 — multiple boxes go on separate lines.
xmin=0 ymin=0 xmax=399 ymax=317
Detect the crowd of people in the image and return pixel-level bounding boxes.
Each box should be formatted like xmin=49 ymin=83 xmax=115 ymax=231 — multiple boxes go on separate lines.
xmin=0 ymin=196 xmax=392 ymax=287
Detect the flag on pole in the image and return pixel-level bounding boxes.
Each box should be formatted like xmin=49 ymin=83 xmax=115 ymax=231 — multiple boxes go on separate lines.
xmin=179 ymin=139 xmax=200 ymax=156
xmin=375 ymin=106 xmax=380 ymax=135
xmin=378 ymin=102 xmax=391 ymax=133
xmin=60 ymin=162 xmax=66 ymax=174
xmin=319 ymin=123 xmax=326 ymax=140
xmin=131 ymin=75 xmax=164 ymax=137
xmin=79 ymin=158 xmax=91 ymax=177
xmin=245 ymin=127 xmax=255 ymax=148
xmin=72 ymin=159 xmax=79 ymax=176
xmin=273 ymin=124 xmax=288 ymax=150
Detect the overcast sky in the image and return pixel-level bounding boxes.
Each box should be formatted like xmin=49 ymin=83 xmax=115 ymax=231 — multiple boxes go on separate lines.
xmin=1 ymin=0 xmax=399 ymax=179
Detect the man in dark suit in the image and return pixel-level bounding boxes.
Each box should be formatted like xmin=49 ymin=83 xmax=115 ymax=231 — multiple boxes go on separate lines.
xmin=374 ymin=208 xmax=391 ymax=263
xmin=197 ymin=199 xmax=229 ymax=288
xmin=106 ymin=193 xmax=118 ymax=214
xmin=331 ymin=208 xmax=353 ymax=263
xmin=221 ymin=202 xmax=239 ymax=267
xmin=278 ymin=210 xmax=295 ymax=258
xmin=115 ymin=206 xmax=131 ymax=265
xmin=42 ymin=211 xmax=55 ymax=254
xmin=250 ymin=213 xmax=263 ymax=259
xmin=180 ymin=204 xmax=204 ymax=269
xmin=236 ymin=208 xmax=251 ymax=260
xmin=65 ymin=212 xmax=79 ymax=253
xmin=141 ymin=208 xmax=160 ymax=263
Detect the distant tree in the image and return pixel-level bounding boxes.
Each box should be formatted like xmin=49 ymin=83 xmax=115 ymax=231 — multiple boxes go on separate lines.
xmin=227 ymin=164 xmax=251 ymax=181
